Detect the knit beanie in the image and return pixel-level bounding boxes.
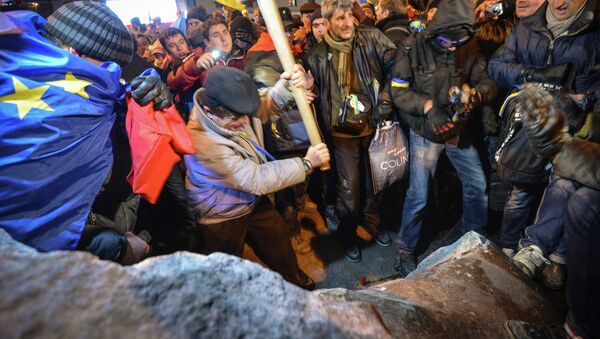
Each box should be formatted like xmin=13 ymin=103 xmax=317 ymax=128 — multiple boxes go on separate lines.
xmin=230 ymin=16 xmax=256 ymax=37
xmin=310 ymin=8 xmax=323 ymax=23
xmin=46 ymin=1 xmax=134 ymax=66
xmin=187 ymin=5 xmax=209 ymax=22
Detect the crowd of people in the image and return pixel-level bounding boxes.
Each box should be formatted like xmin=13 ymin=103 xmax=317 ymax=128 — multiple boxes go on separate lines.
xmin=1 ymin=0 xmax=599 ymax=337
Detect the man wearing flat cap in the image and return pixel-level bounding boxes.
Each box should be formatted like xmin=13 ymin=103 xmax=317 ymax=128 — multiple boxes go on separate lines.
xmin=184 ymin=66 xmax=329 ymax=289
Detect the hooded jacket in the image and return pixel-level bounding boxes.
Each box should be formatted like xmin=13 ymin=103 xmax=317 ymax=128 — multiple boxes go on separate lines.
xmin=184 ymin=86 xmax=306 ymax=224
xmin=375 ymin=13 xmax=412 ymax=47
xmin=244 ymin=33 xmax=311 ymax=154
xmin=391 ymin=0 xmax=497 ymax=143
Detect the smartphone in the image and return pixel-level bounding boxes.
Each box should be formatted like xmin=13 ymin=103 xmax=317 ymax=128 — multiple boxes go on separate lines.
xmin=485 ymin=2 xmax=504 ymax=17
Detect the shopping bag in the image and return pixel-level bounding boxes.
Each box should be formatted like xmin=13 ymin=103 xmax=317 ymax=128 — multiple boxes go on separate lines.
xmin=368 ymin=121 xmax=409 ymax=194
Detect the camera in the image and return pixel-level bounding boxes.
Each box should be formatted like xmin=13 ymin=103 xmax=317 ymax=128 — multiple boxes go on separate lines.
xmin=485 ymin=2 xmax=504 ymax=17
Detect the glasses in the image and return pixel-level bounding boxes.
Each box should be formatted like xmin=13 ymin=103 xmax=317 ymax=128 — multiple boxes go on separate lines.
xmin=435 ymin=35 xmax=471 ymax=49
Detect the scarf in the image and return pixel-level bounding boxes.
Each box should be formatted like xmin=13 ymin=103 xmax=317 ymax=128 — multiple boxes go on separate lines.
xmin=546 ymin=0 xmax=587 ymax=38
xmin=324 ymin=29 xmax=355 ymax=96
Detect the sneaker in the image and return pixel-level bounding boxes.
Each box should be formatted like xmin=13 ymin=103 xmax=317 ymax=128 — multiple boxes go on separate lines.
xmin=542 ymin=261 xmax=566 ymax=290
xmin=513 ymin=245 xmax=550 ymax=279
xmin=504 ymin=320 xmax=566 ymax=339
xmin=502 ymin=248 xmax=515 ymax=258
xmin=393 ymin=251 xmax=416 ymax=276
xmin=342 ymin=241 xmax=362 ymax=263
xmin=288 ymin=269 xmax=315 ymax=291
xmin=324 ymin=205 xmax=340 ymax=233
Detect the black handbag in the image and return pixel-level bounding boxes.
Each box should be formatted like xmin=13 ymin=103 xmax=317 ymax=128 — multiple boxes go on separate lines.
xmin=335 ymin=93 xmax=371 ymax=135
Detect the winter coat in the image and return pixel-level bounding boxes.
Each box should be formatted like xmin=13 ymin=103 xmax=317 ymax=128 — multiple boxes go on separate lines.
xmin=554 ymin=102 xmax=600 ymax=190
xmin=391 ymin=36 xmax=498 ymax=143
xmin=244 ymin=33 xmax=311 ymax=154
xmin=305 ymin=27 xmax=396 ymax=133
xmin=167 ymin=48 xmax=246 ymax=93
xmin=488 ymin=1 xmax=600 ymax=99
xmin=184 ymin=87 xmax=306 ymax=224
xmin=375 ymin=13 xmax=412 ymax=47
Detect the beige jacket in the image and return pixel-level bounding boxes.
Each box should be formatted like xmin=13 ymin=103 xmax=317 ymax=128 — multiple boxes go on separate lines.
xmin=184 ymin=87 xmax=306 ymax=224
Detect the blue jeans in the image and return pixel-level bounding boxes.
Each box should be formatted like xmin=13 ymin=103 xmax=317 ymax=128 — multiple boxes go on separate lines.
xmin=519 ymin=174 xmax=570 ymax=263
xmin=496 ymin=183 xmax=545 ymax=250
xmin=564 ymin=183 xmax=600 ymax=337
xmin=396 ymin=131 xmax=488 ymax=252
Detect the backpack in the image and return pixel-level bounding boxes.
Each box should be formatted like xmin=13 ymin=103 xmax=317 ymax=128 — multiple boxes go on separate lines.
xmin=495 ymin=88 xmax=552 ymax=184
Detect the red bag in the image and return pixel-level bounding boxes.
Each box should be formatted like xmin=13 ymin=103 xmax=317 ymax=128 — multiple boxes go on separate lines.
xmin=125 ymin=96 xmax=195 ymax=204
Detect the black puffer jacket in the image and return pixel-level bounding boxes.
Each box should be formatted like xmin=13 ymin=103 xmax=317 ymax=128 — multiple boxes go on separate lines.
xmin=488 ymin=1 xmax=600 ymax=99
xmin=305 ymin=27 xmax=396 ymax=133
xmin=375 ymin=13 xmax=412 ymax=47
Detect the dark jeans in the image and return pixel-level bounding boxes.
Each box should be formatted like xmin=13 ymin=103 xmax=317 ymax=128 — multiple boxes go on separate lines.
xmin=164 ymin=164 xmax=196 ymax=230
xmin=199 ymin=198 xmax=300 ymax=280
xmin=496 ymin=183 xmax=545 ymax=250
xmin=397 ymin=130 xmax=487 ymax=253
xmin=332 ymin=135 xmax=380 ymax=238
xmin=77 ymin=212 xmax=127 ymax=262
xmin=564 ymin=182 xmax=600 ymax=337
xmin=519 ymin=174 xmax=569 ymax=263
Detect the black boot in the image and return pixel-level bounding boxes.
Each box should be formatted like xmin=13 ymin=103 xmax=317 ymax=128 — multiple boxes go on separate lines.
xmin=504 ymin=320 xmax=566 ymax=339
xmin=341 ymin=236 xmax=361 ymax=263
xmin=393 ymin=251 xmax=416 ymax=276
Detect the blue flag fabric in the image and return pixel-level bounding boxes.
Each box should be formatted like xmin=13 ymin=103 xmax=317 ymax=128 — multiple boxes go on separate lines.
xmin=0 ymin=11 xmax=123 ymax=251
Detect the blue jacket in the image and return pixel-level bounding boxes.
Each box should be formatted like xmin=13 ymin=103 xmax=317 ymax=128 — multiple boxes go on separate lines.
xmin=488 ymin=1 xmax=600 ymax=99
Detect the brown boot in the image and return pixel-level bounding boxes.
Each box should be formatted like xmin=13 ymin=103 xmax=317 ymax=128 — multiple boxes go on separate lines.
xmin=121 ymin=232 xmax=150 ymax=265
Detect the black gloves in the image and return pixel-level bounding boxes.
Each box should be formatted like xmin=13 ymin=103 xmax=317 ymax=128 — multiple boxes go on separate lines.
xmin=425 ymin=106 xmax=456 ymax=140
xmin=519 ymin=84 xmax=571 ymax=159
xmin=130 ymin=75 xmax=173 ymax=110
xmin=520 ymin=63 xmax=575 ymax=91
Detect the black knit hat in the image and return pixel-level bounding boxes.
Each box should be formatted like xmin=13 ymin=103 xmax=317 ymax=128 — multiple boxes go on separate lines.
xmin=187 ymin=5 xmax=209 ymax=22
xmin=230 ymin=16 xmax=256 ymax=37
xmin=200 ymin=67 xmax=260 ymax=116
xmin=46 ymin=1 xmax=134 ymax=66
xmin=310 ymin=8 xmax=323 ymax=23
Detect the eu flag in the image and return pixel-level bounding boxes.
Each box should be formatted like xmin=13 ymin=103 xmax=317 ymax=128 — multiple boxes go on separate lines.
xmin=0 ymin=11 xmax=123 ymax=251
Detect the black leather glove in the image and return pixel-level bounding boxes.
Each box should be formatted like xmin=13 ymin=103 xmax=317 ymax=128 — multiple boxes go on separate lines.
xmin=425 ymin=106 xmax=456 ymax=139
xmin=518 ymin=84 xmax=571 ymax=159
xmin=520 ymin=63 xmax=575 ymax=91
xmin=426 ymin=106 xmax=451 ymax=129
xmin=130 ymin=75 xmax=173 ymax=110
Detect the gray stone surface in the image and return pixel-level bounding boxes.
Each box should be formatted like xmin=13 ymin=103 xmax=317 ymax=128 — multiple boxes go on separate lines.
xmin=316 ymin=231 xmax=563 ymax=338
xmin=0 ymin=229 xmax=390 ymax=339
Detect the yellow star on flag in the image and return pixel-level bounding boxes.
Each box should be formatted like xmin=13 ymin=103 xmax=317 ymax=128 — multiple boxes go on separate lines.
xmin=46 ymin=72 xmax=92 ymax=99
xmin=0 ymin=77 xmax=53 ymax=119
